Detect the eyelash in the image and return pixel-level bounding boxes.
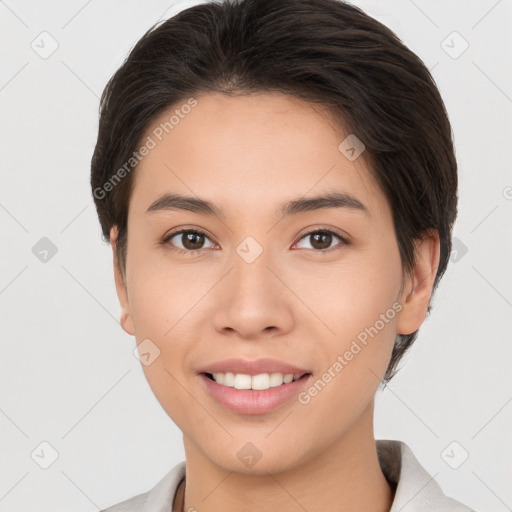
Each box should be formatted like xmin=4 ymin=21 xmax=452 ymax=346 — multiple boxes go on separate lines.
xmin=161 ymin=226 xmax=349 ymax=256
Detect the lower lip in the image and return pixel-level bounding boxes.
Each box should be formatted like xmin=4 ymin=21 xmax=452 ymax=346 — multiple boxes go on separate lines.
xmin=198 ymin=374 xmax=312 ymax=415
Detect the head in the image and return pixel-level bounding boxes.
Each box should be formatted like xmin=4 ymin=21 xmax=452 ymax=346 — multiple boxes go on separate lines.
xmin=91 ymin=0 xmax=456 ymax=474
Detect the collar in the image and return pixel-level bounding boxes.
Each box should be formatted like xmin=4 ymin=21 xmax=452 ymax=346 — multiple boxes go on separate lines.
xmin=377 ymin=440 xmax=475 ymax=511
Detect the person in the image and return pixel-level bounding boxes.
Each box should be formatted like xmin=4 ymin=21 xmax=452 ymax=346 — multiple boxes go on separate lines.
xmin=90 ymin=0 xmax=476 ymax=510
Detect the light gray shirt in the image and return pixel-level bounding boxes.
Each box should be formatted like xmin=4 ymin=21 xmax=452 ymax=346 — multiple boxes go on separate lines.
xmin=100 ymin=439 xmax=476 ymax=511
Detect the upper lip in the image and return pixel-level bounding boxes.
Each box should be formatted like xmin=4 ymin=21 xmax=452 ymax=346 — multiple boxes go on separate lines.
xmin=197 ymin=358 xmax=310 ymax=377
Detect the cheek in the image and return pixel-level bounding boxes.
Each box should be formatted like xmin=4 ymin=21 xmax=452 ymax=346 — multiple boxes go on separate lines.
xmin=295 ymin=247 xmax=402 ymax=342
xmin=294 ymin=275 xmax=400 ymax=444
xmin=127 ymin=253 xmax=214 ymax=337
xmin=292 ymin=243 xmax=402 ymax=403
xmin=125 ymin=253 xmax=217 ymax=413
xmin=127 ymin=264 xmax=198 ymax=429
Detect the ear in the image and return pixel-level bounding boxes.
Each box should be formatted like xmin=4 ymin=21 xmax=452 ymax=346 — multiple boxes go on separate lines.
xmin=110 ymin=226 xmax=135 ymax=336
xmin=396 ymin=229 xmax=441 ymax=335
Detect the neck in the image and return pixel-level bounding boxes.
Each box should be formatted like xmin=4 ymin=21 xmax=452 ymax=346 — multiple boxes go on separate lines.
xmin=177 ymin=402 xmax=394 ymax=512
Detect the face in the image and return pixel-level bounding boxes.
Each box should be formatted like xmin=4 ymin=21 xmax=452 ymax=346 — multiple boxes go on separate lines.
xmin=112 ymin=91 xmax=437 ymax=475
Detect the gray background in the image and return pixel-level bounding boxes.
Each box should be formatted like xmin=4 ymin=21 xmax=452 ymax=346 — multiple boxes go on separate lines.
xmin=1 ymin=0 xmax=511 ymax=510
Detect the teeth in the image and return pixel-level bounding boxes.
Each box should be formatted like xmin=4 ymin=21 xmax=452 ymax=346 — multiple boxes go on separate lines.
xmin=269 ymin=373 xmax=284 ymax=387
xmin=252 ymin=373 xmax=270 ymax=390
xmin=211 ymin=372 xmax=303 ymax=390
xmin=234 ymin=373 xmax=252 ymax=389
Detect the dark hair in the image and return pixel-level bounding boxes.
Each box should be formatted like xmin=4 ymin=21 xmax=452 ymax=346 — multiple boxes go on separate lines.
xmin=90 ymin=0 xmax=457 ymax=385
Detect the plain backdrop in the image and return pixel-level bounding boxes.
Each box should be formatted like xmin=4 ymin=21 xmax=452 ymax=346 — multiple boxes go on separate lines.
xmin=1 ymin=1 xmax=511 ymax=511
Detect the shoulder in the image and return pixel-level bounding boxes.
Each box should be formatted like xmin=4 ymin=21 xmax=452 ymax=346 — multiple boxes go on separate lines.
xmin=100 ymin=491 xmax=148 ymax=512
xmin=99 ymin=461 xmax=186 ymax=512
xmin=377 ymin=439 xmax=478 ymax=512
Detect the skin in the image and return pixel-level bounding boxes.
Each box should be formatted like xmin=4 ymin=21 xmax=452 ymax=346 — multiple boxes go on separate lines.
xmin=111 ymin=91 xmax=440 ymax=512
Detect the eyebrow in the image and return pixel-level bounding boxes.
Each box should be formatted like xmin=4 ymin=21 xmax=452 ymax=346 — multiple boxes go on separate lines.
xmin=146 ymin=191 xmax=369 ymax=218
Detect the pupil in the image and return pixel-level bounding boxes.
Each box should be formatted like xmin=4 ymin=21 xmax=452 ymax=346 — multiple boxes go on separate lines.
xmin=312 ymin=232 xmax=331 ymax=250
xmin=184 ymin=232 xmax=204 ymax=250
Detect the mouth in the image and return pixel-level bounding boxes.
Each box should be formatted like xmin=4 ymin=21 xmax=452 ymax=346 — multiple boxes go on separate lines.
xmin=198 ymin=370 xmax=313 ymax=415
xmin=196 ymin=358 xmax=313 ymax=414
xmin=202 ymin=371 xmax=310 ymax=390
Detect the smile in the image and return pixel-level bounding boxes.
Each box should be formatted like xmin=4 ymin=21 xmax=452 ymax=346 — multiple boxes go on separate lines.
xmin=205 ymin=372 xmax=307 ymax=390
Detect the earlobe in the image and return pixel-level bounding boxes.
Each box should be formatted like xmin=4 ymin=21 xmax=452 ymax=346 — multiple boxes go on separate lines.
xmin=396 ymin=229 xmax=440 ymax=335
xmin=110 ymin=226 xmax=135 ymax=336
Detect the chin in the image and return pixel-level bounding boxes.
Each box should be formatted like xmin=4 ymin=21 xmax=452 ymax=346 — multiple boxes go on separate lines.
xmin=201 ymin=437 xmax=310 ymax=476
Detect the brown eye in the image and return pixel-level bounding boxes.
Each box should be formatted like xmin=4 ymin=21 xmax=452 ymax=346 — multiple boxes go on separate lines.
xmin=181 ymin=231 xmax=206 ymax=250
xmin=164 ymin=229 xmax=216 ymax=254
xmin=310 ymin=232 xmax=334 ymax=250
xmin=294 ymin=229 xmax=348 ymax=252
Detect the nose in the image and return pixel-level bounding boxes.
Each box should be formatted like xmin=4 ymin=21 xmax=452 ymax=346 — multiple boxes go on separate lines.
xmin=211 ymin=244 xmax=295 ymax=340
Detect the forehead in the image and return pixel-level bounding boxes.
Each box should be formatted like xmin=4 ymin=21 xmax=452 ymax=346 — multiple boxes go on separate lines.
xmin=130 ymin=91 xmax=386 ymax=219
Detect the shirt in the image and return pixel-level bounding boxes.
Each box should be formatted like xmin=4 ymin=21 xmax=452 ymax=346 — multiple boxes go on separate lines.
xmin=100 ymin=439 xmax=477 ymax=512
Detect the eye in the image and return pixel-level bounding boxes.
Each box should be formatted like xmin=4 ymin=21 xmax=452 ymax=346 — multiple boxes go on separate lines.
xmin=293 ymin=228 xmax=349 ymax=253
xmin=163 ymin=229 xmax=217 ymax=255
